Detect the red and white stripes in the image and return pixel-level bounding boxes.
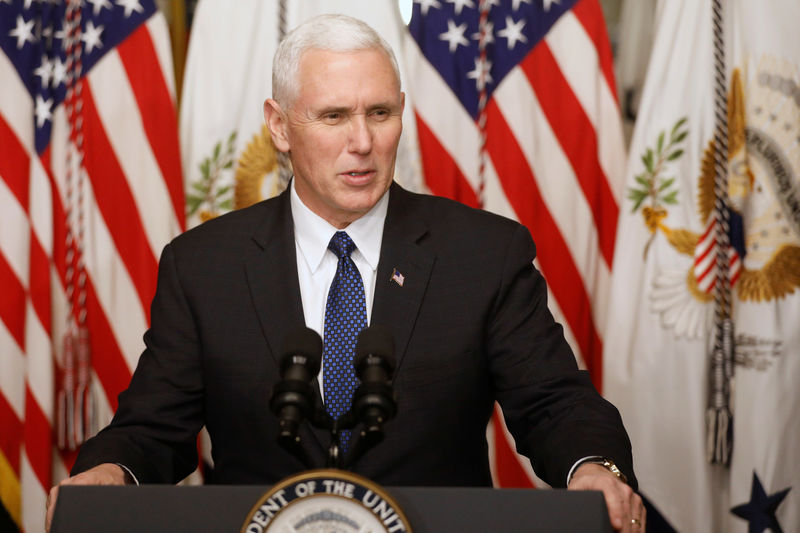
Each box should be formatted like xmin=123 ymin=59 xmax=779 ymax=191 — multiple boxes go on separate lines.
xmin=693 ymin=218 xmax=742 ymax=293
xmin=0 ymin=11 xmax=182 ymax=531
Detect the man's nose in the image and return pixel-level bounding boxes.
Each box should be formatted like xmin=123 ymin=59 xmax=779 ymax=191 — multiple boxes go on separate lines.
xmin=347 ymin=115 xmax=373 ymax=154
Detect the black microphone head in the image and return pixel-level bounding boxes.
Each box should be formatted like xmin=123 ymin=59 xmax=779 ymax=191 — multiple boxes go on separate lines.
xmin=281 ymin=327 xmax=323 ymax=375
xmin=355 ymin=325 xmax=395 ymax=373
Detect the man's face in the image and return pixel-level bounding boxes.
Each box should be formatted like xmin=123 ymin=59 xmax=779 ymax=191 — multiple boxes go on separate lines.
xmin=266 ymin=48 xmax=404 ymax=228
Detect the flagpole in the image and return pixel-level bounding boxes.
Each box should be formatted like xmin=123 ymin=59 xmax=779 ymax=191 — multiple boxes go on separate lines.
xmin=706 ymin=0 xmax=735 ymax=466
xmin=475 ymin=0 xmax=491 ymax=209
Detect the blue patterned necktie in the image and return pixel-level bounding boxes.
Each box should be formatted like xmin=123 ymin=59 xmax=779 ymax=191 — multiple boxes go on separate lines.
xmin=323 ymin=231 xmax=367 ymax=453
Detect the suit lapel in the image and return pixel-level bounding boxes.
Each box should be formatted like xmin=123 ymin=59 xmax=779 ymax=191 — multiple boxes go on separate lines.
xmin=245 ymin=188 xmax=305 ymax=364
xmin=347 ymin=184 xmax=436 ymax=463
xmin=371 ymin=184 xmax=435 ymax=373
xmin=244 ymin=188 xmax=329 ymax=458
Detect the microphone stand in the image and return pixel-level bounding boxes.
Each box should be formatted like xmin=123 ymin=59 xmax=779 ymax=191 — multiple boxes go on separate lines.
xmin=330 ymin=415 xmax=391 ymax=470
xmin=277 ymin=396 xmax=385 ymax=471
xmin=311 ymin=409 xmax=348 ymax=470
xmin=327 ymin=420 xmax=343 ymax=469
xmin=314 ymin=410 xmax=375 ymax=470
xmin=316 ymin=383 xmax=396 ymax=470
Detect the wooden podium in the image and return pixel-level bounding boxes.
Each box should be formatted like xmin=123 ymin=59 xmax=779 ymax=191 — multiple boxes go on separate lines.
xmin=52 ymin=484 xmax=613 ymax=532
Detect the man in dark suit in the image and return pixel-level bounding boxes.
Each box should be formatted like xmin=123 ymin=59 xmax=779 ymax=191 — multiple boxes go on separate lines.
xmin=47 ymin=14 xmax=645 ymax=532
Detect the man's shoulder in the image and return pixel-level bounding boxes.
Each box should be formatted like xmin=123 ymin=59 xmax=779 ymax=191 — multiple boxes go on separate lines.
xmin=172 ymin=194 xmax=285 ymax=249
xmin=393 ymin=185 xmax=523 ymax=236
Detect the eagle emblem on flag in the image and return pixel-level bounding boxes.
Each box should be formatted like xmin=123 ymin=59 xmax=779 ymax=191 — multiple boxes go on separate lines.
xmin=630 ymin=57 xmax=800 ymax=340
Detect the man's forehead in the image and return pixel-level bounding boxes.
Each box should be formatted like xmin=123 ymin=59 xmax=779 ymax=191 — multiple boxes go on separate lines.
xmin=299 ymin=46 xmax=390 ymax=62
xmin=297 ymin=48 xmax=398 ymax=82
xmin=294 ymin=48 xmax=401 ymax=107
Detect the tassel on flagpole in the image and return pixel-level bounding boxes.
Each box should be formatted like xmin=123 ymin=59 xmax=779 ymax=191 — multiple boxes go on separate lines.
xmin=705 ymin=0 xmax=735 ymax=466
xmin=75 ymin=325 xmax=94 ymax=445
xmin=57 ymin=328 xmax=76 ymax=451
xmin=705 ymin=320 xmax=734 ymax=464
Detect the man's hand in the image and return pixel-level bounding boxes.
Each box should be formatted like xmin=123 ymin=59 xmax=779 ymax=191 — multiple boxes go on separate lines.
xmin=568 ymin=463 xmax=646 ymax=532
xmin=45 ymin=463 xmax=128 ymax=532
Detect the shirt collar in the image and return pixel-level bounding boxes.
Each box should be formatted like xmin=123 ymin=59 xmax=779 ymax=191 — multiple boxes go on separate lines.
xmin=290 ymin=179 xmax=388 ymax=274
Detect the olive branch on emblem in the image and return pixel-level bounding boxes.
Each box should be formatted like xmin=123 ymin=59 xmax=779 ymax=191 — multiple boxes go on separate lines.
xmin=628 ymin=117 xmax=688 ymax=258
xmin=186 ymin=130 xmax=237 ymax=221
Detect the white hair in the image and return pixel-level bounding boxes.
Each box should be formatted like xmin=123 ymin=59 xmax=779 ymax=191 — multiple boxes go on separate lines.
xmin=272 ymin=14 xmax=401 ymax=107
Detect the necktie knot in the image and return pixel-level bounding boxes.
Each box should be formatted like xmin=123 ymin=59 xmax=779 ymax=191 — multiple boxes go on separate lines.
xmin=328 ymin=231 xmax=356 ymax=259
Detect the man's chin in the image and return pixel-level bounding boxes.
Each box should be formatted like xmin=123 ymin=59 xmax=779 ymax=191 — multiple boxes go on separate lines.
xmin=332 ymin=196 xmax=383 ymax=223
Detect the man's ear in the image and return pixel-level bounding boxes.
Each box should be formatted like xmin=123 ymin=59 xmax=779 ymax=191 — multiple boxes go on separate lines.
xmin=263 ymin=99 xmax=290 ymax=153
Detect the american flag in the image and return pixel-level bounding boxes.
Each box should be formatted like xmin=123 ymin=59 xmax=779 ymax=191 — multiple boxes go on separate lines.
xmin=0 ymin=0 xmax=183 ymax=530
xmin=391 ymin=267 xmax=405 ymax=286
xmin=693 ymin=217 xmax=743 ymax=293
xmin=404 ymin=0 xmax=625 ymax=486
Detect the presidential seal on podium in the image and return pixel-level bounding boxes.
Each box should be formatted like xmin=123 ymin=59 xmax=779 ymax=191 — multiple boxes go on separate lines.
xmin=241 ymin=469 xmax=413 ymax=533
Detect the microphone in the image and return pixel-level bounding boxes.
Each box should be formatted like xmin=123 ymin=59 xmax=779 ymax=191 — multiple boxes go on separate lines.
xmin=269 ymin=327 xmax=323 ymax=444
xmin=352 ymin=325 xmax=397 ymax=437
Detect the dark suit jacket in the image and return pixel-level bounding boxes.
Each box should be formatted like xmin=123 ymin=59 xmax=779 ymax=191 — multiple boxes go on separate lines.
xmin=74 ymin=183 xmax=636 ymax=489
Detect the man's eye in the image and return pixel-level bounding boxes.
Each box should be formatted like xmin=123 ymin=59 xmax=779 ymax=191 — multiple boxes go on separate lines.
xmin=323 ymin=113 xmax=342 ymax=122
xmin=370 ymin=109 xmax=390 ymax=120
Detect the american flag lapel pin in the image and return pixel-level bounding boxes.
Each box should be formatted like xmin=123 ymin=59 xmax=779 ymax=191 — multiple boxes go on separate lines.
xmin=390 ymin=268 xmax=405 ymax=287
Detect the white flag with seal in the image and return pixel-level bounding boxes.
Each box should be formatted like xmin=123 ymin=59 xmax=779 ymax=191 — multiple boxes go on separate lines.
xmin=605 ymin=1 xmax=799 ymax=531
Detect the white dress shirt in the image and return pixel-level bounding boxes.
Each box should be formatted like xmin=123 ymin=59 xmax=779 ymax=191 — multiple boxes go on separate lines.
xmin=289 ymin=180 xmax=388 ymax=398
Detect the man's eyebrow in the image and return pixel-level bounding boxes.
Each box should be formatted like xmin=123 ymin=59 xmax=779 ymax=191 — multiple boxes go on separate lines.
xmin=368 ymin=101 xmax=401 ymax=111
xmin=313 ymin=105 xmax=353 ymax=117
xmin=311 ymin=101 xmax=401 ymax=116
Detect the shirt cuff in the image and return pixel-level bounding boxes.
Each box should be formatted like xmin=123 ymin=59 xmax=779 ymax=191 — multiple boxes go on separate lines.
xmin=566 ymin=455 xmax=605 ymax=486
xmin=115 ymin=463 xmax=140 ymax=485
